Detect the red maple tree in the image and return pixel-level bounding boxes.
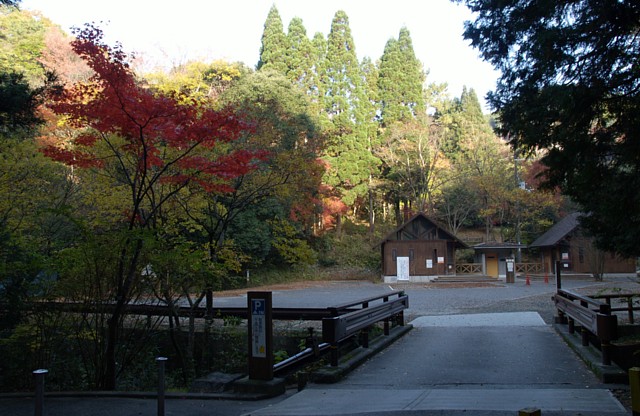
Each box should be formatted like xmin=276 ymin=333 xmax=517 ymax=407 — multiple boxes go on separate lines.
xmin=41 ymin=24 xmax=263 ymax=389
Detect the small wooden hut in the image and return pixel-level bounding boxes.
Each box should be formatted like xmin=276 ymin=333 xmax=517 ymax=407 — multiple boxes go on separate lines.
xmin=378 ymin=212 xmax=468 ymax=283
xmin=528 ymin=212 xmax=636 ymax=276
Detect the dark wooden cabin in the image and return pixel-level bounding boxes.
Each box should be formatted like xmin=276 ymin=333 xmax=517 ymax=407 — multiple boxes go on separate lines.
xmin=528 ymin=212 xmax=636 ymax=276
xmin=378 ymin=212 xmax=468 ymax=283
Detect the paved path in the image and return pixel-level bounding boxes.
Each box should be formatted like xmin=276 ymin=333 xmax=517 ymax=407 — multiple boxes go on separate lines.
xmin=245 ymin=311 xmax=628 ymax=416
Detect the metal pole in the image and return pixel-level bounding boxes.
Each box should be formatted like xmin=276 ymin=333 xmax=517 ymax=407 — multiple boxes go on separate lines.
xmin=33 ymin=369 xmax=48 ymax=416
xmin=156 ymin=357 xmax=168 ymax=416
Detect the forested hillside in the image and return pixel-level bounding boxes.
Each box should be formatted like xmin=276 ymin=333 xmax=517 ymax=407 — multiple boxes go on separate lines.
xmin=0 ymin=3 xmax=567 ymax=390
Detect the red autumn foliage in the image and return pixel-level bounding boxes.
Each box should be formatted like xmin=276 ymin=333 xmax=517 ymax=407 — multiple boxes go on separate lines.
xmin=42 ymin=23 xmax=265 ymax=214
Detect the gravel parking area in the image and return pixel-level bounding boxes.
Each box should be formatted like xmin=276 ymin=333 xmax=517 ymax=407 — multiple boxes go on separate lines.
xmin=213 ymin=275 xmax=639 ymax=325
xmin=390 ymin=276 xmax=637 ymax=324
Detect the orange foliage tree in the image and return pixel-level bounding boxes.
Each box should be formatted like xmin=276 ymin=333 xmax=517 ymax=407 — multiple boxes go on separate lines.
xmin=41 ymin=24 xmax=262 ymax=389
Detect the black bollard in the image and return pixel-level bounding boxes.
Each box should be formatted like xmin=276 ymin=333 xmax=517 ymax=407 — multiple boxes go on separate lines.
xmin=156 ymin=357 xmax=168 ymax=416
xmin=33 ymin=369 xmax=48 ymax=416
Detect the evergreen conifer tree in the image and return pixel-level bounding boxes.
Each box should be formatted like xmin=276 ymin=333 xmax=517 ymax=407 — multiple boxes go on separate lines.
xmin=444 ymin=86 xmax=490 ymax=156
xmin=256 ymin=5 xmax=288 ymax=73
xmin=309 ymin=32 xmax=328 ymax=112
xmin=285 ymin=17 xmax=314 ymax=91
xmin=321 ymin=11 xmax=379 ymax=224
xmin=377 ymin=27 xmax=425 ymax=126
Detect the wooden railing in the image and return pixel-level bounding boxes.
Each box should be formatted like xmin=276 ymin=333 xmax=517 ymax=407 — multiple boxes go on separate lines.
xmin=516 ymin=263 xmax=543 ymax=274
xmin=323 ymin=291 xmax=409 ymax=366
xmin=456 ymin=263 xmax=482 ymax=274
xmin=591 ymin=293 xmax=640 ymax=325
xmin=4 ymin=290 xmax=409 ymax=374
xmin=552 ymin=263 xmax=618 ymax=366
xmin=553 ymin=289 xmax=618 ymax=365
xmin=456 ymin=262 xmax=544 ymax=275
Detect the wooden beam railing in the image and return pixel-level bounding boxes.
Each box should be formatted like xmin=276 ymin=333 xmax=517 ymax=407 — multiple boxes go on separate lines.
xmin=553 ymin=262 xmax=618 ymax=365
xmin=456 ymin=263 xmax=482 ymax=274
xmin=3 ymin=290 xmax=409 ymax=374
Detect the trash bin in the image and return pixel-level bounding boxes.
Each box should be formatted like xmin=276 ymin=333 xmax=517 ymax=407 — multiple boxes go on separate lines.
xmin=506 ymin=258 xmax=515 ymax=283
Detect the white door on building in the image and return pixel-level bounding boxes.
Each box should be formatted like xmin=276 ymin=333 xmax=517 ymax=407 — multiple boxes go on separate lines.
xmin=397 ymin=256 xmax=410 ymax=281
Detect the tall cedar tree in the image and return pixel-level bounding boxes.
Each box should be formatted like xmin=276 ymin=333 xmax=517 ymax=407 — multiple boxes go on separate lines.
xmin=310 ymin=32 xmax=328 ymax=110
xmin=444 ymin=86 xmax=487 ymax=156
xmin=256 ymin=5 xmax=288 ymax=73
xmin=322 ymin=10 xmax=379 ymax=222
xmin=285 ymin=17 xmax=315 ymax=91
xmin=42 ymin=24 xmax=261 ymax=389
xmin=456 ymin=0 xmax=640 ymax=257
xmin=377 ymin=27 xmax=426 ymax=126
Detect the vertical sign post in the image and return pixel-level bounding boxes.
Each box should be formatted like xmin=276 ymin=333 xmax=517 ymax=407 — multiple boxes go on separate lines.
xmin=248 ymin=291 xmax=273 ymax=380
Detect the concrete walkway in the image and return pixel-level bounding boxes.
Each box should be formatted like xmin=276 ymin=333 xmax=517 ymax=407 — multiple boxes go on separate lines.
xmin=244 ymin=312 xmax=628 ymax=416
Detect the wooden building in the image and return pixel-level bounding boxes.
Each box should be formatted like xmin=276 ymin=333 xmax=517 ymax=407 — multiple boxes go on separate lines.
xmin=528 ymin=212 xmax=636 ymax=276
xmin=378 ymin=212 xmax=468 ymax=283
xmin=472 ymin=242 xmax=526 ymax=278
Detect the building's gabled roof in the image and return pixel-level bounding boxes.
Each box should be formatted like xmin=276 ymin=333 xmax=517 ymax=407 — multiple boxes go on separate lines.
xmin=377 ymin=212 xmax=468 ymax=248
xmin=529 ymin=212 xmax=581 ymax=248
xmin=473 ymin=242 xmax=526 ymax=250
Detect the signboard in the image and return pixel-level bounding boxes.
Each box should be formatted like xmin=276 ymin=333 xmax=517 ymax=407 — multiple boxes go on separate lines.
xmin=247 ymin=292 xmax=273 ymax=380
xmin=437 ymin=257 xmax=445 ymax=264
xmin=251 ymin=299 xmax=266 ymax=358
xmin=397 ymin=257 xmax=410 ymax=281
xmin=562 ymin=252 xmax=569 ymax=260
xmin=426 ymin=259 xmax=433 ymax=269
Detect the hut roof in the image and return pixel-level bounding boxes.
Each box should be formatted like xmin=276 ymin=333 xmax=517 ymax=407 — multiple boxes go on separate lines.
xmin=377 ymin=212 xmax=468 ymax=248
xmin=529 ymin=212 xmax=581 ymax=248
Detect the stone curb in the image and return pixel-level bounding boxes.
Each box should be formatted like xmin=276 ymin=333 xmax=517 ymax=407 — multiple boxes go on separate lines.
xmin=310 ymin=324 xmax=413 ymax=383
xmin=553 ymin=323 xmax=627 ymax=384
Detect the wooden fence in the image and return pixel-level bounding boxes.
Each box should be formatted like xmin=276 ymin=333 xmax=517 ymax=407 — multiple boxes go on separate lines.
xmin=456 ymin=262 xmax=544 ymax=275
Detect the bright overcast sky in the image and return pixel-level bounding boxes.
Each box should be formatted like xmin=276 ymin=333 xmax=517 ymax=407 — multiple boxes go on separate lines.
xmin=21 ymin=0 xmax=500 ymax=111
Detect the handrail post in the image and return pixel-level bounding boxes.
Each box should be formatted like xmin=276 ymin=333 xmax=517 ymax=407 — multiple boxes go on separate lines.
xmin=383 ymin=296 xmax=390 ymax=335
xmin=361 ymin=301 xmax=369 ymax=348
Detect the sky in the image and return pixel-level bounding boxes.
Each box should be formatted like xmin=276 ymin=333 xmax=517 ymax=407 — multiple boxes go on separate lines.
xmin=20 ymin=0 xmax=500 ymax=111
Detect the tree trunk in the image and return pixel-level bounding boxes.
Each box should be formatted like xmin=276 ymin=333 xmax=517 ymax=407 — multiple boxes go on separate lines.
xmin=103 ymin=237 xmax=143 ymax=390
xmin=394 ymin=199 xmax=402 ymax=227
xmin=368 ymin=189 xmax=375 ymax=236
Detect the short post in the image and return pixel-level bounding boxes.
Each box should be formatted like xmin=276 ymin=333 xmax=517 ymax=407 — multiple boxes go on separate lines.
xmin=156 ymin=357 xmax=168 ymax=416
xmin=361 ymin=301 xmax=369 ymax=348
xmin=555 ymin=261 xmax=562 ymax=292
xmin=630 ymin=367 xmax=640 ymax=416
xmin=330 ymin=343 xmax=339 ymax=367
xmin=519 ymin=408 xmax=541 ymax=416
xmin=205 ymin=289 xmax=213 ymax=321
xmin=297 ymin=371 xmax=308 ymax=392
xmin=383 ymin=296 xmax=390 ymax=335
xmin=33 ymin=369 xmax=48 ymax=416
xmin=581 ymin=327 xmax=590 ymax=346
